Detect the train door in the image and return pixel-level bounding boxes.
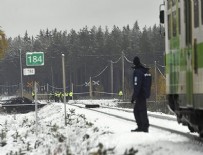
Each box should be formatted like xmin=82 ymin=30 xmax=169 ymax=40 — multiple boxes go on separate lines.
xmin=184 ymin=0 xmax=193 ymax=107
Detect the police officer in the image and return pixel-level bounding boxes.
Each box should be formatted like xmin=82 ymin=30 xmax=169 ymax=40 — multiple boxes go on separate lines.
xmin=32 ymin=91 xmax=35 ymax=100
xmin=118 ymin=90 xmax=123 ymax=100
xmin=131 ymin=56 xmax=149 ymax=133
xmin=49 ymin=91 xmax=54 ymax=101
xmin=69 ymin=91 xmax=73 ymax=100
xmin=65 ymin=92 xmax=69 ymax=101
xmin=54 ymin=92 xmax=60 ymax=102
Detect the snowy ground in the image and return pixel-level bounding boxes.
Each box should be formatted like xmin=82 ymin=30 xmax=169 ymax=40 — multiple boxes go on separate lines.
xmin=0 ymin=99 xmax=203 ymax=155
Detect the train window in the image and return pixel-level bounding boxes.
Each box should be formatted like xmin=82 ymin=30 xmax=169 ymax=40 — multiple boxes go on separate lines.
xmin=201 ymin=0 xmax=203 ymax=25
xmin=172 ymin=0 xmax=176 ymax=6
xmin=168 ymin=14 xmax=171 ymax=39
xmin=194 ymin=0 xmax=199 ymax=28
xmin=172 ymin=11 xmax=177 ymax=37
xmin=168 ymin=0 xmax=171 ymax=10
xmin=185 ymin=0 xmax=192 ymax=45
xmin=179 ymin=8 xmax=181 ymax=34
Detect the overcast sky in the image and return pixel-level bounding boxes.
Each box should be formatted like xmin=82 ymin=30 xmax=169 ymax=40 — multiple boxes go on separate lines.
xmin=0 ymin=0 xmax=163 ymax=38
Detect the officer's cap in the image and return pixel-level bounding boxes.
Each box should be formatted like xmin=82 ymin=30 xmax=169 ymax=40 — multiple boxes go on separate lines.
xmin=133 ymin=56 xmax=140 ymax=66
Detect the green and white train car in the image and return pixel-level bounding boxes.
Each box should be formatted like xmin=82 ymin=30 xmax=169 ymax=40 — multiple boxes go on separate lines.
xmin=160 ymin=0 xmax=203 ymax=136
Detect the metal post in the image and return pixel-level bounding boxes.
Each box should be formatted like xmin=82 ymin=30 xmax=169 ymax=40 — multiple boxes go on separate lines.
xmin=71 ymin=83 xmax=74 ymax=100
xmin=89 ymin=77 xmax=92 ymax=99
xmin=110 ymin=60 xmax=113 ymax=97
xmin=46 ymin=83 xmax=49 ymax=101
xmin=19 ymin=49 xmax=23 ymax=97
xmin=34 ymin=81 xmax=38 ymax=135
xmin=51 ymin=66 xmax=54 ymax=92
xmin=46 ymin=83 xmax=49 ymax=92
xmin=155 ymin=61 xmax=157 ymax=104
xmin=62 ymin=54 xmax=67 ymax=126
xmin=121 ymin=51 xmax=125 ymax=100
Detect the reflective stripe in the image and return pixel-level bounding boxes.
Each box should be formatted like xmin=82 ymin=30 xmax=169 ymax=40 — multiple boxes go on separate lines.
xmin=134 ymin=77 xmax=137 ymax=85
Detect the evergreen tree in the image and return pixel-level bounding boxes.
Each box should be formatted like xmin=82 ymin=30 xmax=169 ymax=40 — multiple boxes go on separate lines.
xmin=130 ymin=21 xmax=141 ymax=56
xmin=140 ymin=26 xmax=152 ymax=64
xmin=0 ymin=28 xmax=8 ymax=59
xmin=122 ymin=24 xmax=131 ymax=54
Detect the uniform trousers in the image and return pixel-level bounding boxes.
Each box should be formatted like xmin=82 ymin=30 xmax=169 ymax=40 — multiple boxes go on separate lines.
xmin=133 ymin=97 xmax=149 ymax=130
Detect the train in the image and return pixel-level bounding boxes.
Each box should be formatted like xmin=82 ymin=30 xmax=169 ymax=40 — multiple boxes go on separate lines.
xmin=160 ymin=0 xmax=203 ymax=137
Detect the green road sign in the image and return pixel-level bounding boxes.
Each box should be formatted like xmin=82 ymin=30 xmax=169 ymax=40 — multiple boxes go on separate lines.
xmin=26 ymin=52 xmax=44 ymax=66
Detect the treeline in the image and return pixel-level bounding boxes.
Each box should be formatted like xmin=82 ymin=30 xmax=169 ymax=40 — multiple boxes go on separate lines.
xmin=0 ymin=21 xmax=165 ymax=99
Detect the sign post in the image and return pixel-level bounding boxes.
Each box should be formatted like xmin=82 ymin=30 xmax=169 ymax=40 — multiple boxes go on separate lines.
xmin=34 ymin=81 xmax=38 ymax=136
xmin=25 ymin=52 xmax=44 ymax=136
xmin=62 ymin=54 xmax=67 ymax=126
xmin=20 ymin=49 xmax=23 ymax=97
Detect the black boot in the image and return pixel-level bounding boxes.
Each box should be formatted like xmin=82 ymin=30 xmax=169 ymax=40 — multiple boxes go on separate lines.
xmin=142 ymin=128 xmax=148 ymax=133
xmin=131 ymin=128 xmax=142 ymax=132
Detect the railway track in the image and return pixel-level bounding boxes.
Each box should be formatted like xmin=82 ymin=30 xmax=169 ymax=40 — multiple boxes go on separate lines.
xmin=99 ymin=105 xmax=177 ymax=121
xmin=68 ymin=102 xmax=203 ymax=145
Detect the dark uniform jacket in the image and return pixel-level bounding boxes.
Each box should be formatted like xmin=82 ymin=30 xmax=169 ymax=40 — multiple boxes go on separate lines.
xmin=132 ymin=65 xmax=148 ymax=110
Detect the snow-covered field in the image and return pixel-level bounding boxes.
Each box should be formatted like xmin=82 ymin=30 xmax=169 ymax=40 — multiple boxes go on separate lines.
xmin=0 ymin=99 xmax=203 ymax=155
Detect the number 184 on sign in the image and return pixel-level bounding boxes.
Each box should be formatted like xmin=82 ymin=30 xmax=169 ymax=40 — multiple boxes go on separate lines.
xmin=26 ymin=52 xmax=44 ymax=66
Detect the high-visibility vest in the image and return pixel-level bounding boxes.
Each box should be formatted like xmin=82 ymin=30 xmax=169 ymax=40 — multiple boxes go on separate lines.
xmin=118 ymin=91 xmax=123 ymax=96
xmin=57 ymin=93 xmax=61 ymax=97
xmin=55 ymin=92 xmax=60 ymax=97
xmin=32 ymin=91 xmax=35 ymax=97
xmin=65 ymin=92 xmax=69 ymax=96
xmin=69 ymin=91 xmax=73 ymax=97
